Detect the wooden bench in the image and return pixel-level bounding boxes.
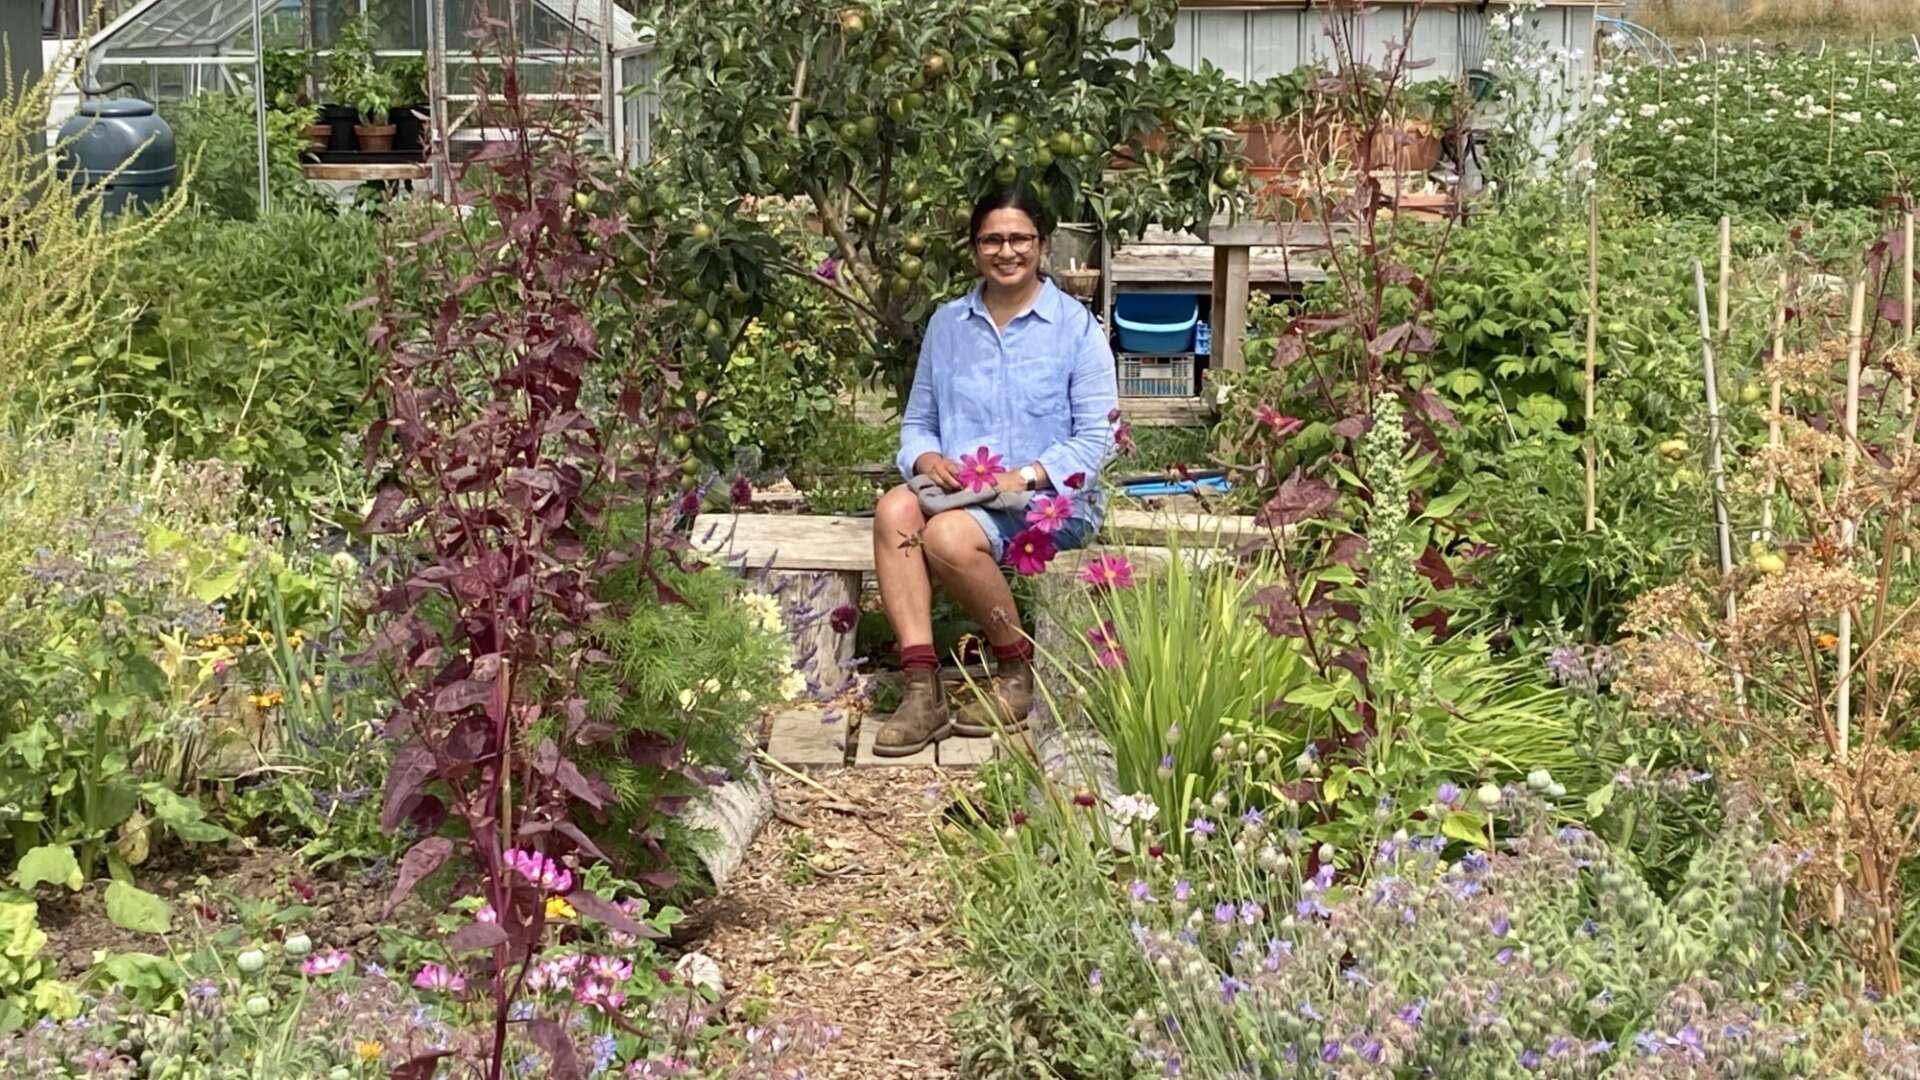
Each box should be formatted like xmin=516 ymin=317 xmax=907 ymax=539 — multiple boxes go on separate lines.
xmin=692 ymin=508 xmax=1260 ymax=767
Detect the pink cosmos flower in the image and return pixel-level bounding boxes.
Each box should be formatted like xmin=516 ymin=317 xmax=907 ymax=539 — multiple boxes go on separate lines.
xmin=475 ymin=901 xmax=498 ymax=924
xmin=1006 ymin=528 xmax=1057 ymax=576
xmin=1025 ymin=493 xmax=1073 ymax=534
xmin=1086 ymin=620 xmax=1127 ymax=668
xmin=1080 ymin=553 xmax=1135 ymax=591
xmin=957 ymin=446 xmax=1005 ymax=493
xmin=302 ymin=949 xmax=350 ymax=976
xmin=413 ymin=963 xmax=466 ymax=993
xmin=589 ymin=955 xmax=634 ymax=983
xmin=1063 ymin=471 xmax=1087 ymax=490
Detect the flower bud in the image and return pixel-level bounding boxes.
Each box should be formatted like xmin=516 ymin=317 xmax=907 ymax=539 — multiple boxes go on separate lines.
xmin=282 ymin=933 xmax=312 ymax=959
xmin=245 ymin=995 xmax=271 ymax=1018
xmin=1475 ymin=784 xmax=1503 ymax=810
xmin=236 ymin=948 xmax=266 ymax=975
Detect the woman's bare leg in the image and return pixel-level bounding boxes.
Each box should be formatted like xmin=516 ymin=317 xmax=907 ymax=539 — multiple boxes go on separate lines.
xmin=873 ymin=485 xmax=934 ymax=646
xmin=922 ymin=510 xmax=1022 ymax=647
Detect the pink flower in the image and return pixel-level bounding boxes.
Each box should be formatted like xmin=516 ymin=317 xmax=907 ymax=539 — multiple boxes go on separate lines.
xmin=1257 ymin=406 xmax=1302 ymax=436
xmin=575 ymin=977 xmax=627 ymax=1013
xmin=957 ymin=446 xmax=1005 ymax=493
xmin=815 ymin=256 xmax=838 ymax=282
xmin=589 ymin=955 xmax=634 ymax=983
xmin=1025 ymin=493 xmax=1073 ymax=534
xmin=413 ymin=963 xmax=466 ymax=993
xmin=302 ymin=949 xmax=350 ymax=976
xmin=475 ymin=901 xmax=498 ymax=924
xmin=503 ymin=849 xmax=574 ymax=894
xmin=526 ymin=958 xmax=575 ymax=995
xmin=1006 ymin=528 xmax=1057 ymax=576
xmin=1086 ymin=620 xmax=1127 ymax=668
xmin=1064 ymin=471 xmax=1087 ymax=490
xmin=1080 ymin=553 xmax=1135 ymax=591
xmin=729 ymin=475 xmax=753 ymax=507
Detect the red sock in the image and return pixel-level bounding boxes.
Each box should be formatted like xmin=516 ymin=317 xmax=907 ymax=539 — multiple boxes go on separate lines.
xmin=899 ymin=644 xmax=939 ymax=672
xmin=992 ymin=639 xmax=1034 ymax=663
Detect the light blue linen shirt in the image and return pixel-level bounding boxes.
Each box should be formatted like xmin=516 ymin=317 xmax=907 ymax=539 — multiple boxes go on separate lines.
xmin=895 ymin=278 xmax=1120 ymax=529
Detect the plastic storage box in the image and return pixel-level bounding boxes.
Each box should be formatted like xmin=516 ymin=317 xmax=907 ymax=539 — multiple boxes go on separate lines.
xmin=1114 ymin=294 xmax=1199 ymax=354
xmin=1119 ymin=356 xmax=1197 ymax=397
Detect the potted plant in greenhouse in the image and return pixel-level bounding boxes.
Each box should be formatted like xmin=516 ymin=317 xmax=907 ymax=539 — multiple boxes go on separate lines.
xmin=387 ymin=55 xmax=430 ymax=156
xmin=351 ymin=68 xmax=398 ymax=153
xmin=322 ymin=15 xmax=376 ymax=151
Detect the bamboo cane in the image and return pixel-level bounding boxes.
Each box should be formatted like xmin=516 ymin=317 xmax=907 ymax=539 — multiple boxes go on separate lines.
xmin=1728 ymin=214 xmax=1743 ymax=336
xmin=1838 ymin=279 xmax=1864 ymax=761
xmin=1692 ymin=262 xmax=1741 ymax=714
xmin=1584 ymin=193 xmax=1599 ymax=533
xmin=1761 ymin=271 xmax=1786 ymax=542
xmin=1903 ymin=213 xmax=1915 ymax=567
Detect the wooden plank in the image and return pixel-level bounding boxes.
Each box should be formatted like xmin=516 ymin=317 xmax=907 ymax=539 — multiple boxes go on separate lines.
xmin=694 ymin=513 xmax=1243 ymax=574
xmin=765 ymin=706 xmax=849 ymax=767
xmin=854 ymin=718 xmax=936 ymax=766
xmin=1109 ymin=245 xmax=1328 ymax=287
xmin=303 ymin=162 xmax=430 ymax=181
xmin=1123 ymin=396 xmax=1214 ymax=427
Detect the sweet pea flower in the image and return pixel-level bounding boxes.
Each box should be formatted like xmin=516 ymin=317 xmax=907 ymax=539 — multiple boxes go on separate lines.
xmin=302 ymin=949 xmax=351 ymax=976
xmin=413 ymin=963 xmax=466 ymax=993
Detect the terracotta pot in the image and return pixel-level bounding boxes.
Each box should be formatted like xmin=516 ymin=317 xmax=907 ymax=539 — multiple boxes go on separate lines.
xmin=304 ymin=123 xmax=331 ymax=152
xmin=1108 ymin=129 xmax=1172 ymax=170
xmin=1234 ymin=121 xmax=1313 ymax=172
xmin=1340 ymin=120 xmax=1443 ymax=173
xmin=355 ymin=123 xmax=397 ymax=153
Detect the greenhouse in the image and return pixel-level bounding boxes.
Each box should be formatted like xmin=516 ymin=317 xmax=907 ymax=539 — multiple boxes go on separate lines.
xmin=80 ymin=0 xmax=656 ymax=174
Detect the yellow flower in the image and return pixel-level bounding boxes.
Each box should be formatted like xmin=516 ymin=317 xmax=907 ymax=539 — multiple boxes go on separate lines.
xmin=1816 ymin=632 xmax=1839 ymax=651
xmin=545 ymin=896 xmax=576 ymax=920
xmin=247 ymin=691 xmax=285 ymax=709
xmin=356 ymin=1040 xmax=384 ymax=1061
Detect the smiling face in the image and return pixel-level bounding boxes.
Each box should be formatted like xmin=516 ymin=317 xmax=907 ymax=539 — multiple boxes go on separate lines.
xmin=971 ymin=207 xmax=1045 ymax=293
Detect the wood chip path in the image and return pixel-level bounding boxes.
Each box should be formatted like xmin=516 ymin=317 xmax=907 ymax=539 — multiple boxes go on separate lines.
xmin=697 ymin=765 xmax=973 ymax=1078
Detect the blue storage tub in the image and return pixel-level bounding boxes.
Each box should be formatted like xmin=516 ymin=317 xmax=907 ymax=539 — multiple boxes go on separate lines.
xmin=1114 ymin=294 xmax=1199 ymax=354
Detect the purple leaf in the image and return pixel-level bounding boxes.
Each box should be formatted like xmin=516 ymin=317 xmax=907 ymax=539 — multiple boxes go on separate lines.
xmin=565 ymin=890 xmax=664 ymax=940
xmin=526 ymin=1018 xmax=585 ymax=1080
xmin=432 ymin=678 xmax=495 ymax=715
xmin=379 ymin=743 xmax=437 ymax=832
xmin=392 ymin=1052 xmax=453 ymax=1080
xmin=383 ymin=837 xmax=454 ymax=917
xmin=362 ymin=485 xmax=407 ymax=534
xmin=1255 ymin=471 xmax=1339 ymax=528
xmin=446 ymin=920 xmax=510 ymax=953
xmin=1330 ymin=413 xmax=1372 ymax=439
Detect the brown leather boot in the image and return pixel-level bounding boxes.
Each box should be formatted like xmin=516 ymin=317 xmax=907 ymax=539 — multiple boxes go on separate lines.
xmin=952 ymin=657 xmax=1034 ymax=737
xmin=872 ymin=668 xmax=951 ymax=757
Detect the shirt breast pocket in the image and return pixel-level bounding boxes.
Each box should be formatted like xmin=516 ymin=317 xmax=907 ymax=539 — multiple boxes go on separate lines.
xmin=1009 ymin=352 xmax=1070 ymax=418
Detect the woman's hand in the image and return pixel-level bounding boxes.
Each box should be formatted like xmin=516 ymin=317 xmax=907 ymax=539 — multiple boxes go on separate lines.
xmin=914 ymin=451 xmax=964 ymax=492
xmin=993 ymin=469 xmax=1027 ymax=494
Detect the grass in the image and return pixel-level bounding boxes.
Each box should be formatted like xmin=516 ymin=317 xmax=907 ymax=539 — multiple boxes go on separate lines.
xmin=1124 ymin=424 xmax=1214 ymax=475
xmin=1631 ymin=0 xmax=1919 ymax=44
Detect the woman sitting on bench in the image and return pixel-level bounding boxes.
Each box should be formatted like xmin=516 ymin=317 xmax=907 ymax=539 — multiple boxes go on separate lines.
xmin=867 ymin=184 xmax=1119 ymax=757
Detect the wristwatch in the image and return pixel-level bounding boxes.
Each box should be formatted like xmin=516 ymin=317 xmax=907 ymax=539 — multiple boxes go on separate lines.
xmin=1018 ymin=465 xmax=1040 ymax=490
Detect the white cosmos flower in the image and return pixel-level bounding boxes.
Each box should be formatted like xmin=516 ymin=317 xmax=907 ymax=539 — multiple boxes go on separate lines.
xmin=1839 ymin=111 xmax=1861 ymax=124
xmin=1638 ymin=103 xmax=1660 ymax=117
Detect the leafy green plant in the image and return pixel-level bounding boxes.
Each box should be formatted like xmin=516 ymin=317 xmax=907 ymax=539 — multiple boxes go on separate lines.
xmin=64 ymin=207 xmax=381 ymax=520
xmin=166 ymin=93 xmax=316 ymax=221
xmin=0 ymin=897 xmax=76 ymax=1033
xmin=261 ymin=47 xmax=313 ymax=112
xmin=574 ymin=558 xmax=799 ymax=891
xmin=1591 ymin=44 xmax=1920 ymax=217
xmin=325 ymin=15 xmax=376 ymax=105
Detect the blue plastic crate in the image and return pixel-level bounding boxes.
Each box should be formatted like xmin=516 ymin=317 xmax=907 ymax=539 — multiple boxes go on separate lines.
xmin=1118 ymin=356 xmax=1196 ymax=397
xmin=1195 ymin=320 xmax=1212 ymax=356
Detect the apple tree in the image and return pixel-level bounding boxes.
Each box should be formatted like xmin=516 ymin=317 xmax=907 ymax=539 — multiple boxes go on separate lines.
xmin=640 ymin=0 xmax=1240 ymax=398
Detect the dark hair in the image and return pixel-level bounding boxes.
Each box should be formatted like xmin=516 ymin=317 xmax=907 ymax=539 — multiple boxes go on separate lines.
xmin=968 ymin=184 xmax=1053 ymax=242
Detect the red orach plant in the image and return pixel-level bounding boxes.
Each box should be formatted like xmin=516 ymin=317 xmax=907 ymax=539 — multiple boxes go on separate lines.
xmin=354 ymin=15 xmax=702 ymax=1080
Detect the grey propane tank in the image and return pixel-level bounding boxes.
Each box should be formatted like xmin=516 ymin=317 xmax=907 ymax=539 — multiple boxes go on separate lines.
xmin=57 ymin=89 xmax=177 ymax=215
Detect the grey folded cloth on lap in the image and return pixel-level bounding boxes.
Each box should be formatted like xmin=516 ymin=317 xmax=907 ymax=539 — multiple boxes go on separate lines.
xmin=909 ymin=473 xmax=1032 ymax=516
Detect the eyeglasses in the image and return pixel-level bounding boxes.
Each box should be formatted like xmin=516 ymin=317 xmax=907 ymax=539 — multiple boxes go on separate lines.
xmin=974 ymin=232 xmax=1039 ymax=254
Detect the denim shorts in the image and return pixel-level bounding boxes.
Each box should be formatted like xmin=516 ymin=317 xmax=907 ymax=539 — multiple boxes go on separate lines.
xmin=963 ymin=505 xmax=1096 ymax=566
